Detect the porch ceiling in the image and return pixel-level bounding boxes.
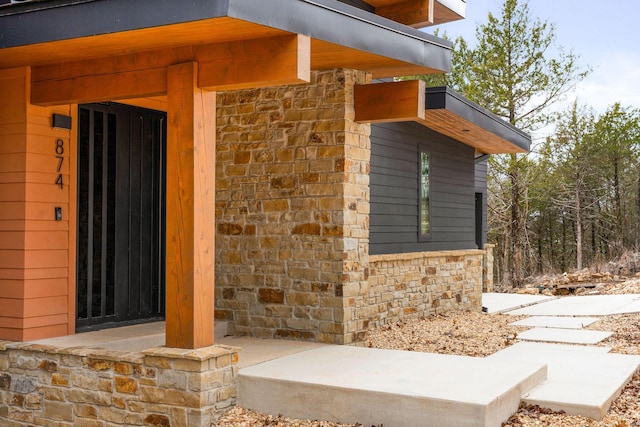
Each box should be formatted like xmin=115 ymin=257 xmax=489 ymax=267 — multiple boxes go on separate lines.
xmin=366 ymin=0 xmax=466 ymax=27
xmin=0 ymin=0 xmax=451 ymax=78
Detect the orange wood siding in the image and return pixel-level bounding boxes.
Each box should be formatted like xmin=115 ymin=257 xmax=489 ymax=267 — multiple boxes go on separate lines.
xmin=0 ymin=278 xmax=68 ymax=298
xmin=0 ymin=67 xmax=74 ymax=341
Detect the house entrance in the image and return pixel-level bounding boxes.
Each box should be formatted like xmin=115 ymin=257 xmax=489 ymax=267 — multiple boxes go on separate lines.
xmin=76 ymin=103 xmax=167 ymax=331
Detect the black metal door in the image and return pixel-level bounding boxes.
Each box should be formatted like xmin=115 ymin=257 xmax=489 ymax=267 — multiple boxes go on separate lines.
xmin=475 ymin=192 xmax=483 ymax=249
xmin=76 ymin=103 xmax=166 ymax=331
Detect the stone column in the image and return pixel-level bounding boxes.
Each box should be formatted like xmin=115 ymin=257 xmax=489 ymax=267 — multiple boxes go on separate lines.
xmin=483 ymin=244 xmax=495 ymax=293
xmin=214 ymin=69 xmax=372 ymax=344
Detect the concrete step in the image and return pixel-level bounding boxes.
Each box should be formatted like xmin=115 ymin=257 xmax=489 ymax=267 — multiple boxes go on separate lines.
xmin=516 ymin=327 xmax=612 ymax=345
xmin=238 ymin=345 xmax=547 ymax=427
xmin=487 ymin=342 xmax=640 ymax=419
xmin=510 ymin=316 xmax=599 ymax=329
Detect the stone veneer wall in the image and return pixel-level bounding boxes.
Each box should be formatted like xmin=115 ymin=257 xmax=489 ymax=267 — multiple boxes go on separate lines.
xmin=483 ymin=244 xmax=495 ymax=293
xmin=365 ymin=249 xmax=487 ymax=327
xmin=215 ymin=69 xmax=371 ymax=345
xmin=0 ymin=342 xmax=238 ymax=427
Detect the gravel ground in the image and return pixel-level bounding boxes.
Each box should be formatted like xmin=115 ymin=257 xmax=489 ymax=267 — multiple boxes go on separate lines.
xmin=213 ymin=281 xmax=640 ymax=427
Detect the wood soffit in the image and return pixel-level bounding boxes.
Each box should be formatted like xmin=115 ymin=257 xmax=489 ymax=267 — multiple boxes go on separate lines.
xmin=355 ymin=81 xmax=530 ymax=155
xmin=417 ymin=111 xmax=528 ymax=155
xmin=0 ymin=17 xmax=443 ymax=80
xmin=366 ymin=0 xmax=464 ymax=27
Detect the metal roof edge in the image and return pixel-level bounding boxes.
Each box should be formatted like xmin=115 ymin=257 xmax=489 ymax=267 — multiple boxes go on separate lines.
xmin=0 ymin=0 xmax=452 ymax=73
xmin=425 ymin=86 xmax=531 ymax=152
xmin=228 ymin=0 xmax=452 ymax=72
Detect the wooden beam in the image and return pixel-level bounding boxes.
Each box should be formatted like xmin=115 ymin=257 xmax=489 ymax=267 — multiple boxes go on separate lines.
xmin=432 ymin=1 xmax=465 ymax=25
xmin=354 ymin=80 xmax=425 ymax=123
xmin=165 ymin=62 xmax=216 ymax=349
xmin=120 ymin=97 xmax=168 ymax=112
xmin=197 ymin=34 xmax=310 ymax=91
xmin=376 ymin=0 xmax=434 ymax=28
xmin=32 ymin=69 xmax=167 ymax=106
xmin=30 ymin=34 xmax=310 ymax=106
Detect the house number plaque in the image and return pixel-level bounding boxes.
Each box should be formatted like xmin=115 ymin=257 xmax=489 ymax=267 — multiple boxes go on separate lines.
xmin=55 ymin=138 xmax=64 ymax=189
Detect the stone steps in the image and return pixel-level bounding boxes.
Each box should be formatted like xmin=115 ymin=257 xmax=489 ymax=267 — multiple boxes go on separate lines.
xmin=238 ymin=345 xmax=547 ymax=427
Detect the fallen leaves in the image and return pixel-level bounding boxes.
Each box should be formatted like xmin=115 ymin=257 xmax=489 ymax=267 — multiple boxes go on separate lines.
xmin=366 ymin=312 xmax=528 ymax=357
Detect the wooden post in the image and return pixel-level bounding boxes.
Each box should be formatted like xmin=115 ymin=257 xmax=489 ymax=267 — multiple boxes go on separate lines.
xmin=165 ymin=62 xmax=216 ymax=349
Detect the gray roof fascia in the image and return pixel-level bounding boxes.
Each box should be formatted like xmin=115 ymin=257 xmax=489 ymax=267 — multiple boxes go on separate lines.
xmin=425 ymin=86 xmax=531 ymax=152
xmin=228 ymin=0 xmax=452 ymax=72
xmin=0 ymin=0 xmax=451 ymax=72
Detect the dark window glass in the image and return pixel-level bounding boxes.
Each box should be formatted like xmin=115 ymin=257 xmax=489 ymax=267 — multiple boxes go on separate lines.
xmin=420 ymin=150 xmax=430 ymax=236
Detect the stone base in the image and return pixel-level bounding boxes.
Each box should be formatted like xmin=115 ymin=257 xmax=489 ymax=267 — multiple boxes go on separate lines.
xmin=0 ymin=341 xmax=238 ymax=427
xmin=366 ymin=249 xmax=486 ymax=329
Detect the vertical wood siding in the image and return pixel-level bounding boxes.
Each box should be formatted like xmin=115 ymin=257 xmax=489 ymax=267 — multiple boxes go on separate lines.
xmin=370 ymin=121 xmax=476 ymax=254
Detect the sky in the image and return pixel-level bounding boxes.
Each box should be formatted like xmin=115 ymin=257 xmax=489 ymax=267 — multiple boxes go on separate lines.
xmin=427 ymin=0 xmax=640 ymax=117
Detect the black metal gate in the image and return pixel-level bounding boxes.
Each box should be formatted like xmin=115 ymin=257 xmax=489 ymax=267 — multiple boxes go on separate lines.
xmin=76 ymin=103 xmax=166 ymax=331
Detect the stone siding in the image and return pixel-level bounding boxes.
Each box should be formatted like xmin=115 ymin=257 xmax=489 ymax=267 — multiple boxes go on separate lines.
xmin=215 ymin=69 xmax=371 ymax=345
xmin=214 ymin=68 xmax=491 ymax=345
xmin=483 ymin=244 xmax=495 ymax=292
xmin=366 ymin=249 xmax=486 ymax=328
xmin=0 ymin=342 xmax=238 ymax=427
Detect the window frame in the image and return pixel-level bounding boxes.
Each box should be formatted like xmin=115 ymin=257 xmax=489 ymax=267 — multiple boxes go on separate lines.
xmin=418 ymin=144 xmax=431 ymax=241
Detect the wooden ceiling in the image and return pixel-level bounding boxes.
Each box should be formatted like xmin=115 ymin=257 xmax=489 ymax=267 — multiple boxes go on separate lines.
xmin=366 ymin=0 xmax=464 ymax=27
xmin=418 ymin=110 xmax=528 ymax=154
xmin=0 ymin=16 xmax=442 ymax=79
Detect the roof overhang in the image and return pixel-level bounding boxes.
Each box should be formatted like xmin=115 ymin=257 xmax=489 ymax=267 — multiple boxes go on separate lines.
xmin=0 ymin=0 xmax=452 ymax=78
xmin=354 ymin=80 xmax=531 ymax=154
xmin=364 ymin=0 xmax=465 ymax=28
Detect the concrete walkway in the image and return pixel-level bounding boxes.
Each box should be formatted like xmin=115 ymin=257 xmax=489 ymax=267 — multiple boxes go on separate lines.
xmin=516 ymin=327 xmax=612 ymax=344
xmin=29 ymin=293 xmax=640 ymax=426
xmin=481 ymin=292 xmax=640 ymax=420
xmin=488 ymin=342 xmax=640 ymax=419
xmin=239 ymin=294 xmax=640 ymax=425
xmin=505 ymin=294 xmax=640 ymax=316
xmin=510 ymin=316 xmax=599 ymax=329
xmin=240 ymin=346 xmax=546 ymax=427
xmin=481 ymin=293 xmax=556 ymax=314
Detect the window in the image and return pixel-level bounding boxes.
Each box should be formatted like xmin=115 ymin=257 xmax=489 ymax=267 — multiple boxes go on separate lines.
xmin=419 ymin=149 xmax=430 ymax=237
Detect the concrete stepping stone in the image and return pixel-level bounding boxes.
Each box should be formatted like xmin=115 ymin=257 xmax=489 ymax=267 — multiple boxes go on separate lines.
xmin=508 ymin=294 xmax=640 ymax=316
xmin=239 ymin=345 xmax=546 ymax=427
xmin=482 ymin=293 xmax=556 ymax=314
xmin=488 ymin=342 xmax=640 ymax=419
xmin=517 ymin=327 xmax=612 ymax=344
xmin=611 ymin=297 xmax=640 ymax=314
xmin=510 ymin=316 xmax=599 ymax=329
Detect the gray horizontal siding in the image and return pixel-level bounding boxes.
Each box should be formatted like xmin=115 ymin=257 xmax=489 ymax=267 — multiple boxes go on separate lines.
xmin=370 ymin=121 xmax=476 ymax=255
